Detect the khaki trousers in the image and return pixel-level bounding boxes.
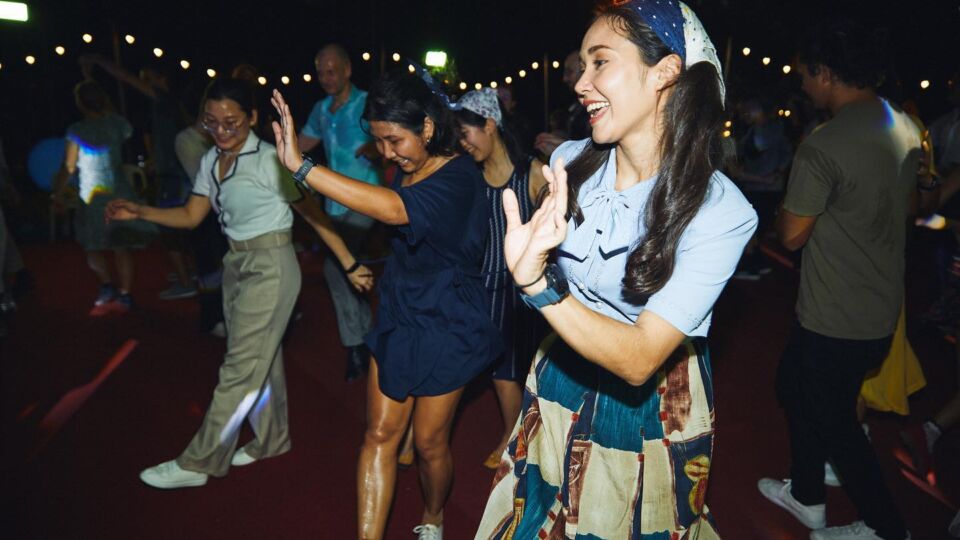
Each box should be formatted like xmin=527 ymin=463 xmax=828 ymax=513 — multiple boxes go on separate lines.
xmin=177 ymin=231 xmax=300 ymax=476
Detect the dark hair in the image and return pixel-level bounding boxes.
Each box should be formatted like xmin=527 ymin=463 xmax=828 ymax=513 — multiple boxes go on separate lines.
xmin=201 ymin=77 xmax=257 ymax=117
xmin=797 ymin=20 xmax=885 ymax=90
xmin=454 ymin=106 xmax=526 ymax=167
xmin=363 ymin=70 xmax=458 ymax=156
xmin=565 ymin=5 xmax=725 ymax=298
xmin=74 ymin=80 xmax=114 ymax=114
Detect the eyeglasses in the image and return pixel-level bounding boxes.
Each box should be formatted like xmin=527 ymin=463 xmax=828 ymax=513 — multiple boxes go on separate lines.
xmin=201 ymin=114 xmax=247 ymax=135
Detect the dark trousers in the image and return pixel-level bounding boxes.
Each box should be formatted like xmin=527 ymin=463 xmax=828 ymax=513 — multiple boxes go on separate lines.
xmin=776 ymin=324 xmax=907 ymax=540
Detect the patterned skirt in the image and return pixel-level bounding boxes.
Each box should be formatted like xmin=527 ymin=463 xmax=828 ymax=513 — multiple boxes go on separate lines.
xmin=475 ymin=333 xmax=720 ymax=539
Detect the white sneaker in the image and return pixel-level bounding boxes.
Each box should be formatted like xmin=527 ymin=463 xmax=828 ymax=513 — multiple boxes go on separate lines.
xmin=413 ymin=523 xmax=442 ymax=540
xmin=824 ymin=462 xmax=841 ymax=487
xmin=758 ymin=478 xmax=826 ymax=529
xmin=810 ymin=520 xmax=910 ymax=540
xmin=231 ymin=448 xmax=257 ymax=467
xmin=139 ymin=460 xmax=208 ymax=489
xmin=949 ymin=508 xmax=960 ymax=537
xmin=209 ymin=321 xmax=227 ymax=338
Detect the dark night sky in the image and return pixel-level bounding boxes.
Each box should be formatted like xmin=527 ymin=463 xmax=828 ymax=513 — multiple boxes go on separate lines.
xmin=1 ymin=0 xmax=957 ymax=169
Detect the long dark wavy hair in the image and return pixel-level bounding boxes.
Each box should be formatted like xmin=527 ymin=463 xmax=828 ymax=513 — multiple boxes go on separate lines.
xmin=565 ymin=5 xmax=725 ymax=299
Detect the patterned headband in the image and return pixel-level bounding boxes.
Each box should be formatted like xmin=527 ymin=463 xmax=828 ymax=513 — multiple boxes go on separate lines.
xmin=615 ymin=0 xmax=726 ymax=102
xmin=450 ymin=88 xmax=503 ymax=127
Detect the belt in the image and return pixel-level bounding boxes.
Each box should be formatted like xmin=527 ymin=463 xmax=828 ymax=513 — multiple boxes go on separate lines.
xmin=228 ymin=230 xmax=292 ymax=252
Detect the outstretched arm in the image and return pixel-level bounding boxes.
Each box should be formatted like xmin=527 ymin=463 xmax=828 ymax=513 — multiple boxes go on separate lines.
xmin=271 ymin=90 xmax=408 ymax=225
xmin=81 ymin=54 xmax=156 ymax=98
xmin=291 ymin=194 xmax=374 ymax=292
xmin=105 ymin=194 xmax=211 ymax=229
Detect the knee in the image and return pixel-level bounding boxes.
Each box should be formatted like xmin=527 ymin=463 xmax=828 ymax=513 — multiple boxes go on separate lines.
xmin=414 ymin=431 xmax=449 ymax=462
xmin=362 ymin=423 xmax=404 ymax=449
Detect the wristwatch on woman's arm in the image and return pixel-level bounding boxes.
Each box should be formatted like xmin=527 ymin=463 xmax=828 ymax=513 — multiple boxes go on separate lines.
xmin=292 ymin=155 xmax=315 ymax=187
xmin=519 ymin=263 xmax=570 ymax=310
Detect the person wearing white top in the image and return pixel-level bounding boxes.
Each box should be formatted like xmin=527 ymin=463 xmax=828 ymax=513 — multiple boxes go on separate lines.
xmin=107 ymin=78 xmax=374 ymax=489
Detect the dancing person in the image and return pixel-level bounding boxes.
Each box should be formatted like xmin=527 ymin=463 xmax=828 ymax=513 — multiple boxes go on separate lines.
xmin=105 ymin=78 xmax=373 ymax=489
xmin=757 ymin=21 xmax=921 ymax=540
xmin=270 ymin=70 xmax=503 ymax=539
xmin=52 ymin=80 xmax=153 ymax=314
xmin=451 ymin=88 xmax=548 ymax=469
xmin=533 ymin=50 xmax=591 ymax=159
xmin=475 ymin=2 xmax=756 ymax=537
xmin=299 ymin=44 xmax=382 ymax=382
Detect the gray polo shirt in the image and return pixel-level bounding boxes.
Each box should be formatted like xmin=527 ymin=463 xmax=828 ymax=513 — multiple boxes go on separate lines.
xmin=192 ymin=133 xmax=303 ymax=241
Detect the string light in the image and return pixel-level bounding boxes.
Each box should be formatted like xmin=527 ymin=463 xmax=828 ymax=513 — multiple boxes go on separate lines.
xmin=206 ymin=68 xmax=216 ymax=78
xmin=722 ymin=130 xmax=731 ymax=138
xmin=124 ymin=34 xmax=135 ymax=44
xmin=552 ymin=60 xmax=560 ymax=69
xmin=25 ymin=54 xmax=35 ymax=65
xmin=531 ymin=61 xmax=539 ymax=70
xmin=303 ymin=73 xmax=312 ymax=82
xmin=742 ymin=47 xmax=751 ymax=56
xmin=518 ymin=69 xmax=527 ymax=78
xmin=407 ymin=64 xmax=415 ymax=73
xmin=459 ymin=82 xmax=467 ymax=90
xmin=490 ymin=81 xmax=498 ymax=88
xmin=257 ymin=76 xmax=267 ymax=86
xmin=362 ymin=52 xmax=371 ymax=61
xmin=392 ymin=52 xmax=400 ymax=62
xmin=784 ymin=110 xmax=792 ymax=117
xmin=782 ymin=65 xmax=791 ymax=74
xmin=777 ymin=109 xmax=784 ymax=117
xmin=152 ymin=48 xmax=163 ymax=58
xmin=724 ymin=120 xmax=732 ymax=128
xmin=82 ymin=33 xmax=93 ymax=44
xmin=0 ymin=63 xmax=3 ymax=70
xmin=762 ymin=57 xmax=771 ymax=66
xmin=281 ymin=75 xmax=290 ymax=85
xmin=55 ymin=46 xmax=65 ymax=56
xmin=505 ymin=76 xmax=513 ymax=84
xmin=474 ymin=83 xmax=482 ymax=90
xmin=180 ymin=59 xmax=190 ymax=70
xmin=920 ymin=80 xmax=931 ymax=90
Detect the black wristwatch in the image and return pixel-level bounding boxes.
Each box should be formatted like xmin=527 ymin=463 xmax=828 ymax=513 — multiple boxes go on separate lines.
xmin=292 ymin=155 xmax=315 ymax=186
xmin=520 ymin=263 xmax=570 ymax=310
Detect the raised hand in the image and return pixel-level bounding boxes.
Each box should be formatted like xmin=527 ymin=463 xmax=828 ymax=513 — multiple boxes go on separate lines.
xmin=503 ymin=158 xmax=569 ymax=289
xmin=270 ymin=89 xmax=304 ymax=173
xmin=348 ymin=265 xmax=375 ymax=293
xmin=104 ymin=198 xmax=142 ymax=222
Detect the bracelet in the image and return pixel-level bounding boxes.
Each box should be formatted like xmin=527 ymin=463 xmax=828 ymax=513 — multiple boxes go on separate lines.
xmin=514 ymin=268 xmax=547 ymax=289
xmin=344 ymin=261 xmax=361 ymax=274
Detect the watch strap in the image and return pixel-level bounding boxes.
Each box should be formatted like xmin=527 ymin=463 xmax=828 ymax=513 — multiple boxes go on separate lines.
xmin=292 ymin=155 xmax=315 ymax=186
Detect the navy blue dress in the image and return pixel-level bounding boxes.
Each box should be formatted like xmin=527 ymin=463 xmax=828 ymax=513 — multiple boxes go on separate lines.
xmin=365 ymin=155 xmax=504 ymax=400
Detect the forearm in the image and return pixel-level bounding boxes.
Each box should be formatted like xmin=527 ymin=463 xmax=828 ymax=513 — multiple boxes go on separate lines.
xmin=536 ymin=295 xmax=677 ymax=386
xmin=139 ymin=205 xmax=199 ymax=229
xmin=303 ymin=165 xmax=407 ymax=225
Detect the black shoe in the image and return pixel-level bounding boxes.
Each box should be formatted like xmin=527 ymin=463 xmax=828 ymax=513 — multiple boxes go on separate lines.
xmin=345 ymin=345 xmax=370 ymax=382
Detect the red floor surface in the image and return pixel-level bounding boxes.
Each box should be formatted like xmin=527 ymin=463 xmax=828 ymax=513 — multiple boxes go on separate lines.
xmin=2 ymin=239 xmax=958 ymax=539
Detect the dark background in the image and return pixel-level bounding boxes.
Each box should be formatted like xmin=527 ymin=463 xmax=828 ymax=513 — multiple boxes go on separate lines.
xmin=0 ymin=0 xmax=957 ymax=191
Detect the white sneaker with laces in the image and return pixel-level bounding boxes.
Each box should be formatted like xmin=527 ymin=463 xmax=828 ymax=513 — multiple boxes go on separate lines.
xmin=413 ymin=523 xmax=442 ymax=540
xmin=810 ymin=520 xmax=910 ymax=540
xmin=139 ymin=460 xmax=208 ymax=489
xmin=824 ymin=462 xmax=841 ymax=487
xmin=231 ymin=447 xmax=257 ymax=467
xmin=757 ymin=478 xmax=826 ymax=529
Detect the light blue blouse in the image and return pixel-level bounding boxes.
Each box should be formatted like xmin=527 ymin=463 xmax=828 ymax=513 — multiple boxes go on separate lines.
xmin=552 ymin=139 xmax=757 ymax=337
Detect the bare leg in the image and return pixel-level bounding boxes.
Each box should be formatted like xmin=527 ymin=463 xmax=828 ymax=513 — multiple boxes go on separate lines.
xmin=357 ymin=358 xmax=414 ymax=540
xmin=86 ymin=250 xmax=112 ymax=284
xmin=113 ymin=248 xmax=134 ymax=294
xmin=490 ymin=379 xmax=523 ymax=462
xmin=399 ymin=422 xmax=414 ymax=463
xmin=413 ymin=387 xmax=465 ymax=525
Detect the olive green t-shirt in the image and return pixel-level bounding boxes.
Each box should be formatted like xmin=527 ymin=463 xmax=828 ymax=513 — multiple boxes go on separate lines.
xmin=783 ymin=99 xmax=921 ymax=339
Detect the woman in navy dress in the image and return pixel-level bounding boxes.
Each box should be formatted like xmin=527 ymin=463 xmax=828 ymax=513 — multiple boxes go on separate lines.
xmin=452 ymin=89 xmax=549 ymax=469
xmin=271 ymin=72 xmax=501 ymax=539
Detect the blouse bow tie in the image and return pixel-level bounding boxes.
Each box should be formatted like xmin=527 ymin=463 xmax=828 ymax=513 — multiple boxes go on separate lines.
xmin=563 ymin=187 xmax=637 ymax=261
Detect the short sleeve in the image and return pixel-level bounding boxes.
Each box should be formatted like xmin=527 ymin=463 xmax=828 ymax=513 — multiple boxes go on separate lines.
xmin=262 ymin=151 xmax=303 ymax=203
xmin=549 ymin=138 xmax=591 ymax=169
xmin=782 ymin=144 xmax=841 ymax=217
xmin=301 ymin=101 xmax=326 ymax=139
xmin=644 ymin=200 xmax=758 ymax=335
xmin=397 ymin=170 xmax=474 ymax=245
xmin=191 ymin=152 xmax=214 ymax=198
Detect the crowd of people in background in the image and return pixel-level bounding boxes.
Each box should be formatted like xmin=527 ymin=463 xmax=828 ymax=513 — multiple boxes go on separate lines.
xmin=2 ymin=0 xmax=960 ymax=538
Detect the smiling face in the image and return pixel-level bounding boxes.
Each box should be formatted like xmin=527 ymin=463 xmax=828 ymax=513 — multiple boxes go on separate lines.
xmin=458 ymin=118 xmax=497 ymax=163
xmin=369 ymin=119 xmax=434 ymax=174
xmin=202 ymin=98 xmax=257 ymax=153
xmin=575 ymin=16 xmax=679 ymax=145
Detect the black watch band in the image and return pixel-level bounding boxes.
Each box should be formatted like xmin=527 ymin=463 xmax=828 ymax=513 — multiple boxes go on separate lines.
xmin=292 ymin=155 xmax=315 ymax=186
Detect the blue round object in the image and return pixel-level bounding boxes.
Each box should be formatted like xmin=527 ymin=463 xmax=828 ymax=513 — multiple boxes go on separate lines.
xmin=27 ymin=137 xmax=66 ymax=191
